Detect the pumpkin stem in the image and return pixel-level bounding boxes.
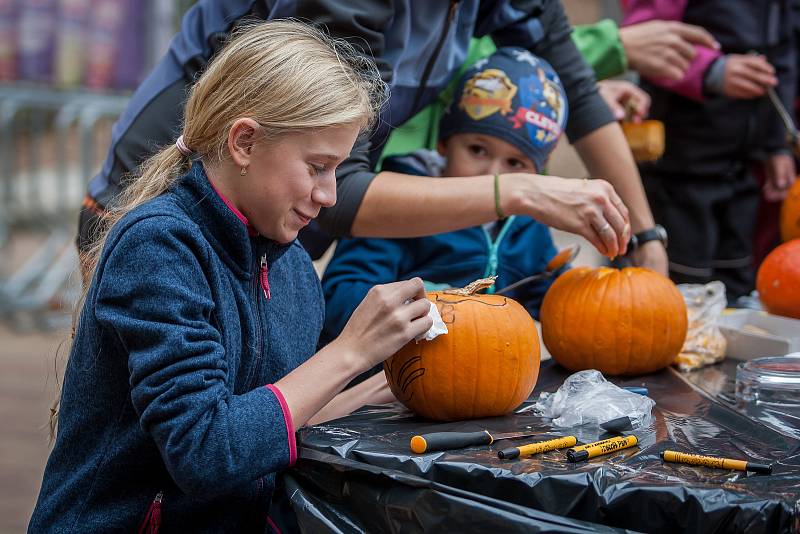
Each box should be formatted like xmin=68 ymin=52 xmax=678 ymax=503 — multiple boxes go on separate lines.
xmin=442 ymin=276 xmax=498 ymax=296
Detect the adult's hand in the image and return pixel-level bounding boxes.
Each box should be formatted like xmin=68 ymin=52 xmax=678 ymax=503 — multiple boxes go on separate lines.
xmin=597 ymin=80 xmax=651 ymax=122
xmin=506 ymin=174 xmax=630 ymax=258
xmin=334 ymin=278 xmax=433 ymax=372
xmin=763 ymin=152 xmax=796 ymax=202
xmin=722 ymin=54 xmax=777 ymax=99
xmin=620 ymin=20 xmax=719 ymax=80
xmin=629 ymin=240 xmax=668 ymax=275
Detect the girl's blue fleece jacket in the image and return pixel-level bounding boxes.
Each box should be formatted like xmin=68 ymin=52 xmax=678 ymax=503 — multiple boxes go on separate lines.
xmin=30 ymin=162 xmax=323 ymax=532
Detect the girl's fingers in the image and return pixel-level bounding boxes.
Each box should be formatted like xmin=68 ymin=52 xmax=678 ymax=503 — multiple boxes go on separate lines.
xmin=399 ymin=297 xmax=434 ymax=323
xmin=408 ymin=314 xmax=435 ymax=340
xmin=385 ymin=277 xmax=427 ymax=305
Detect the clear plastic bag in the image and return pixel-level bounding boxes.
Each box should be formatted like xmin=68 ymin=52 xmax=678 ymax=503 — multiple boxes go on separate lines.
xmin=523 ymin=370 xmax=655 ymax=429
xmin=674 ymin=282 xmax=727 ymax=372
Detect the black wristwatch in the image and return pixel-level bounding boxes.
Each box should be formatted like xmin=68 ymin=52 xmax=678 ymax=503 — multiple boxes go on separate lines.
xmin=627 ymin=224 xmax=667 ymax=253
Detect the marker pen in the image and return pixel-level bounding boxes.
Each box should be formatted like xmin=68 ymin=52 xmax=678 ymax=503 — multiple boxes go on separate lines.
xmin=567 ymin=435 xmax=638 ymax=462
xmin=497 ymin=436 xmax=577 ymax=459
xmin=661 ymin=450 xmax=772 ymax=474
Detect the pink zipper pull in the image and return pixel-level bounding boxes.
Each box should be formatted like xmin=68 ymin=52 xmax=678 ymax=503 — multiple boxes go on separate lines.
xmin=137 ymin=491 xmax=162 ymax=534
xmin=260 ymin=254 xmax=271 ymax=300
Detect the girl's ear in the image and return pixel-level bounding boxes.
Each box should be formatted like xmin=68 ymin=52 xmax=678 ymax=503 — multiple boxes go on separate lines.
xmin=436 ymin=139 xmax=447 ymax=156
xmin=227 ymin=118 xmax=260 ymax=168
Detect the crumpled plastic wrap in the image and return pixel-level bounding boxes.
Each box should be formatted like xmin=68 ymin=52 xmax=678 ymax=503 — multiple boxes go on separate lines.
xmin=674 ymin=281 xmax=728 ymax=372
xmin=525 ymin=369 xmax=654 ymax=429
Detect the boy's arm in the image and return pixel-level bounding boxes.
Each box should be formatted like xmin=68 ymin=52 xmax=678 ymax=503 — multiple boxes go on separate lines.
xmin=321 ymin=237 xmax=411 ymax=342
xmin=622 ymin=0 xmax=721 ymax=102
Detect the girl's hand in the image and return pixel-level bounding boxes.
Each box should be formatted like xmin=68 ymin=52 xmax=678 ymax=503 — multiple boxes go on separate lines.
xmin=334 ymin=278 xmax=433 ymax=372
xmin=507 ymin=174 xmax=631 ymax=258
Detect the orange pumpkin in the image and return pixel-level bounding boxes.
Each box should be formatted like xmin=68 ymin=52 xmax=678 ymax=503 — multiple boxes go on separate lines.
xmin=384 ymin=279 xmax=540 ymax=421
xmin=756 ymin=239 xmax=800 ymax=319
xmin=780 ymin=179 xmax=800 ymax=242
xmin=540 ymin=267 xmax=687 ymax=376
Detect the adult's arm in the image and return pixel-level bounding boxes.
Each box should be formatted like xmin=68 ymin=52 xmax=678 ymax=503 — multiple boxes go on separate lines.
xmin=501 ymin=0 xmax=665 ymax=269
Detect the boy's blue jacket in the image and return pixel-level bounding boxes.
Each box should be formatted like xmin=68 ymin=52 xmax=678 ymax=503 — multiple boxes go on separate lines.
xmin=30 ymin=163 xmax=323 ymax=532
xmin=321 ymin=152 xmax=558 ymax=342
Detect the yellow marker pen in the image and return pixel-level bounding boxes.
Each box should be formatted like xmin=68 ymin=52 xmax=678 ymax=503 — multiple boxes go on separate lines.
xmin=567 ymin=435 xmax=638 ymax=462
xmin=497 ymin=436 xmax=577 ymax=459
xmin=661 ymin=450 xmax=773 ymax=474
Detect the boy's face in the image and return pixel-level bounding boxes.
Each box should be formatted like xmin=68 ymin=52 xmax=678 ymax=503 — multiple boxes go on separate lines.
xmin=438 ymin=133 xmax=537 ymax=177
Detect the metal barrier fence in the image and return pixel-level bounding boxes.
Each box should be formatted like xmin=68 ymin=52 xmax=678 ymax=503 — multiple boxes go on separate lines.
xmin=0 ymin=85 xmax=128 ymax=330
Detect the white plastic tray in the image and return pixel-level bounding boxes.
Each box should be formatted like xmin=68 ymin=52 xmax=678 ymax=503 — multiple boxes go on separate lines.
xmin=719 ymin=309 xmax=800 ymax=360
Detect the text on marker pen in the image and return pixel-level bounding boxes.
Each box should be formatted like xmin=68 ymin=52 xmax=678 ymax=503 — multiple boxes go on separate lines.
xmin=498 ymin=436 xmax=577 ymax=459
xmin=567 ymin=435 xmax=638 ymax=462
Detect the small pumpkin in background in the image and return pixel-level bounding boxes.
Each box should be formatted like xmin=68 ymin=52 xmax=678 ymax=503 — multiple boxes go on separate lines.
xmin=757 ymin=240 xmax=800 ymax=319
xmin=385 ymin=278 xmax=540 ymax=421
xmin=622 ymin=120 xmax=665 ymax=162
xmin=540 ymin=267 xmax=687 ymax=376
xmin=780 ymin=179 xmax=800 ymax=242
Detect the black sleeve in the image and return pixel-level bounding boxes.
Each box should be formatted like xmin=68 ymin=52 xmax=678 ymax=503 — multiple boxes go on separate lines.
xmin=284 ymin=0 xmax=397 ymax=237
xmin=489 ymin=0 xmax=615 ymax=142
xmin=290 ymin=0 xmax=395 ymax=82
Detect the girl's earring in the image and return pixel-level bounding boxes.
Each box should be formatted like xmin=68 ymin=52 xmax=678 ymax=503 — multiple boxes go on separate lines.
xmin=240 ymin=166 xmax=248 ymax=176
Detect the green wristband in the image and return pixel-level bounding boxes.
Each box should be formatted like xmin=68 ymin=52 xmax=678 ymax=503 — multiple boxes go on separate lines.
xmin=494 ymin=173 xmax=506 ymax=220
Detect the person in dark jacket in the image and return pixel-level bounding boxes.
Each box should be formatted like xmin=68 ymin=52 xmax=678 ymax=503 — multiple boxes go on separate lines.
xmin=623 ymin=0 xmax=797 ymax=300
xmin=77 ymin=0 xmax=674 ymax=277
xmin=29 ymin=22 xmax=436 ymax=532
xmin=322 ymin=49 xmax=566 ymax=342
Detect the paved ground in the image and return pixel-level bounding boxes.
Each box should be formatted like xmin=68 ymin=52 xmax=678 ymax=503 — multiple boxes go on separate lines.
xmin=0 ymin=324 xmax=66 ymax=533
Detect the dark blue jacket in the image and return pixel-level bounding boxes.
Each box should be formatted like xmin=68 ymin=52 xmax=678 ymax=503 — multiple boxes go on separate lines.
xmin=321 ymin=153 xmax=558 ymax=342
xmin=322 ymin=217 xmax=557 ymax=343
xmin=30 ymin=162 xmax=323 ymax=532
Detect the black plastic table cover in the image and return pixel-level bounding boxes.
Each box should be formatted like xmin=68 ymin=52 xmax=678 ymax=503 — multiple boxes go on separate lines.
xmin=282 ymin=360 xmax=800 ymax=533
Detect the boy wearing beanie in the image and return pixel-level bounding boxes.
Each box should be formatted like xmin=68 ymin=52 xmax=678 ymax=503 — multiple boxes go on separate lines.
xmin=322 ymin=48 xmax=568 ymax=341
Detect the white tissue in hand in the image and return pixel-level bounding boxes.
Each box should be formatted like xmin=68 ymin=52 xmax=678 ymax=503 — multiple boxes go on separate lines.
xmin=415 ymin=300 xmax=448 ymax=342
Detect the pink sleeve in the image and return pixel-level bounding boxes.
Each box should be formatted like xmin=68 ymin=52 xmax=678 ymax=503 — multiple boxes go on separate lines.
xmin=265 ymin=384 xmax=297 ymax=466
xmin=622 ymin=0 xmax=722 ymax=102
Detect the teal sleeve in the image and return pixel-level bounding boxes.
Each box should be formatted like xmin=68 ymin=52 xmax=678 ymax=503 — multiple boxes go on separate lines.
xmin=571 ymin=19 xmax=627 ymax=81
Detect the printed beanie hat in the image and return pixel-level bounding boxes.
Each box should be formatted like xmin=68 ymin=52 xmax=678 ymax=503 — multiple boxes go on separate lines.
xmin=439 ymin=47 xmax=569 ymax=172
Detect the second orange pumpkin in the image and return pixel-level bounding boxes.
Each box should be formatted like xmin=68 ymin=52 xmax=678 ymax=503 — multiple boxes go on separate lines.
xmin=540 ymin=267 xmax=688 ymax=376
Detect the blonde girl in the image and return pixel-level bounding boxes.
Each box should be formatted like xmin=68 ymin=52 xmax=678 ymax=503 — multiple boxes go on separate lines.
xmin=30 ymin=21 xmax=432 ymax=532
